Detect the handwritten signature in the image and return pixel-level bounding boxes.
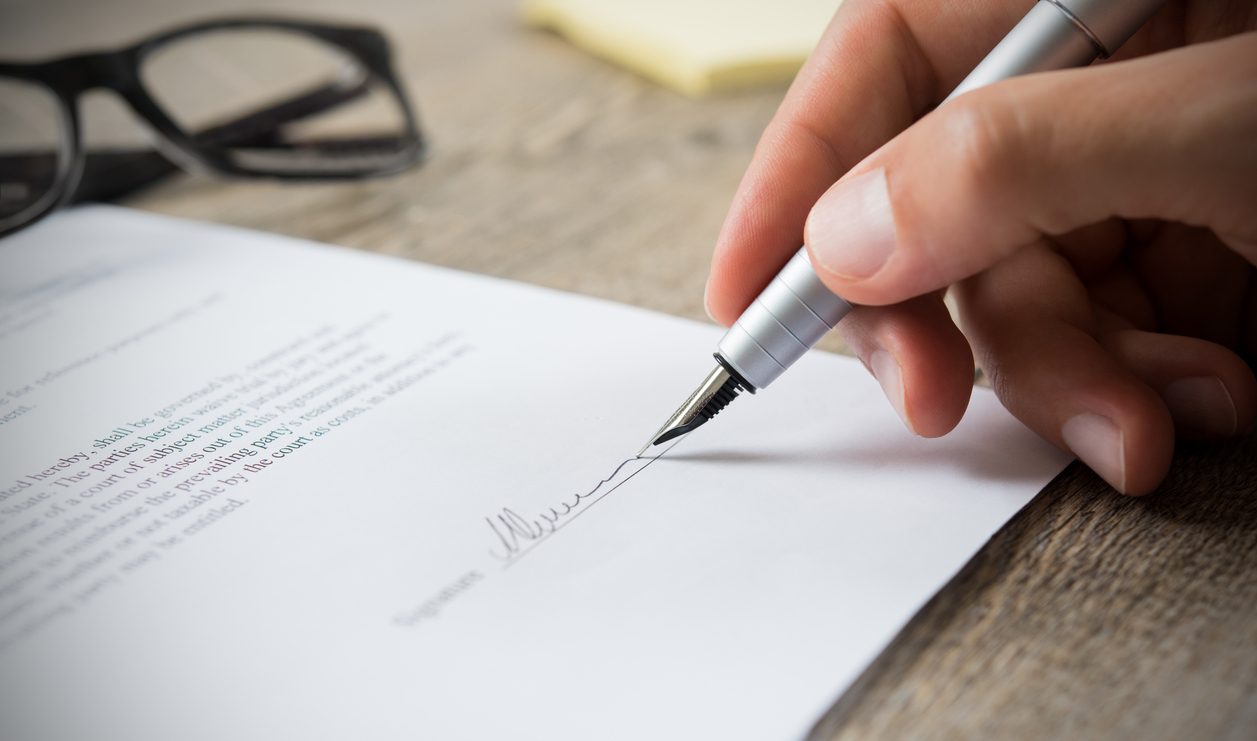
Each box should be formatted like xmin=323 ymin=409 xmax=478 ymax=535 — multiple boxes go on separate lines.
xmin=483 ymin=444 xmax=678 ymax=563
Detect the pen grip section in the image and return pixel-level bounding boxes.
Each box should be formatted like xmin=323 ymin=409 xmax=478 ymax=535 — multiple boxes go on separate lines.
xmin=717 ymin=248 xmax=852 ymax=390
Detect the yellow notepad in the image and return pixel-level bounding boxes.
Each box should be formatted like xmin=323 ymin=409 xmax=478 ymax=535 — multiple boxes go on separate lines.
xmin=523 ymin=0 xmax=842 ymax=96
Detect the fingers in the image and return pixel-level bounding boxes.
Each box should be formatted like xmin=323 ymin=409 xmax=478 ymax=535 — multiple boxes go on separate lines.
xmin=1099 ymin=327 xmax=1257 ymax=440
xmin=705 ymin=0 xmax=1033 ymax=325
xmin=863 ymin=244 xmax=1256 ymax=479
xmin=1129 ymin=223 xmax=1254 ymax=348
xmin=805 ymin=33 xmax=1257 ymax=307
xmin=956 ymin=244 xmax=1175 ymax=495
xmin=836 ymin=294 xmax=974 ymax=437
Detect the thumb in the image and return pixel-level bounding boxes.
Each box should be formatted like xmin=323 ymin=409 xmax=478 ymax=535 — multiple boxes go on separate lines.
xmin=802 ymin=33 xmax=1257 ymax=307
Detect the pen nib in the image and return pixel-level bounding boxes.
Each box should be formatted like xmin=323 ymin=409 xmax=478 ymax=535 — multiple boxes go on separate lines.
xmin=637 ymin=364 xmax=744 ymax=456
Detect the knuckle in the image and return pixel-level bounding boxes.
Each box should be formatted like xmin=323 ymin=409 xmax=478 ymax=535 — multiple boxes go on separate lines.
xmin=938 ymin=91 xmax=1025 ymax=203
xmin=980 ymin=350 xmax=1015 ymax=406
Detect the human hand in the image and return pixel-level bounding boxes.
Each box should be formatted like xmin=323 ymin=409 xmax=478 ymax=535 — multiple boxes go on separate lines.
xmin=705 ymin=1 xmax=1257 ymax=494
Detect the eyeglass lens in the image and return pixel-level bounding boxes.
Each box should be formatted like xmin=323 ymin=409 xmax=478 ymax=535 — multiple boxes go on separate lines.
xmin=0 ymin=77 xmax=67 ymax=230
xmin=140 ymin=28 xmax=412 ymax=173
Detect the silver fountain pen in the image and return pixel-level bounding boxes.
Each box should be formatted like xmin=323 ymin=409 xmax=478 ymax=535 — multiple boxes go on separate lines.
xmin=640 ymin=0 xmax=1170 ymax=455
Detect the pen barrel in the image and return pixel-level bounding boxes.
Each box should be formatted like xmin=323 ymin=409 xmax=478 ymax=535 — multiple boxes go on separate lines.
xmin=1054 ymin=0 xmax=1171 ymax=56
xmin=717 ymin=248 xmax=852 ymax=390
xmin=948 ymin=1 xmax=1100 ymax=100
xmin=948 ymin=0 xmax=1169 ymax=100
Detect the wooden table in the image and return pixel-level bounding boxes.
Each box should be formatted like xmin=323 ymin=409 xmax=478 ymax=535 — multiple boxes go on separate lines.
xmin=8 ymin=0 xmax=1256 ymax=737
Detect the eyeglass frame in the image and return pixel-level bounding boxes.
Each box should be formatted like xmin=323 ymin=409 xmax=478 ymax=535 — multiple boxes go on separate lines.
xmin=0 ymin=16 xmax=427 ymax=237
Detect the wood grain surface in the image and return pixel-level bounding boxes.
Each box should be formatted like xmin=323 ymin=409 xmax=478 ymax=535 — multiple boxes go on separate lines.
xmin=7 ymin=0 xmax=1256 ymax=737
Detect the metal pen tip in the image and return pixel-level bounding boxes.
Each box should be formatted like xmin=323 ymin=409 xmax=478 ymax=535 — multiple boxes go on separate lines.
xmin=637 ymin=364 xmax=744 ymax=456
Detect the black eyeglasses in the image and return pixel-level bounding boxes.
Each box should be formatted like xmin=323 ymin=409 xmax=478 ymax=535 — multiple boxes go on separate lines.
xmin=0 ymin=17 xmax=427 ymax=238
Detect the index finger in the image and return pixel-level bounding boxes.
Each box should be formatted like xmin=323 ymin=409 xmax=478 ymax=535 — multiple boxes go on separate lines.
xmin=705 ymin=0 xmax=1033 ymax=325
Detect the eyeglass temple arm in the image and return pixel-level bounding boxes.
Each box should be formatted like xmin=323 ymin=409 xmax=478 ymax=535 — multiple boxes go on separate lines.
xmin=66 ymin=75 xmax=374 ymax=203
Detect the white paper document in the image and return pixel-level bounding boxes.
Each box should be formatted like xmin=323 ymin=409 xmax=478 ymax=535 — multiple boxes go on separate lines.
xmin=0 ymin=207 xmax=1068 ymax=740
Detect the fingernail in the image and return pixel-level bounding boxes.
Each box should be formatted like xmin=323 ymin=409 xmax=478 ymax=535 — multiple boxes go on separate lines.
xmin=1061 ymin=413 xmax=1126 ymax=493
xmin=806 ymin=168 xmax=897 ymax=280
xmin=870 ymin=349 xmax=915 ymax=434
xmin=1163 ymin=376 xmax=1237 ymax=436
